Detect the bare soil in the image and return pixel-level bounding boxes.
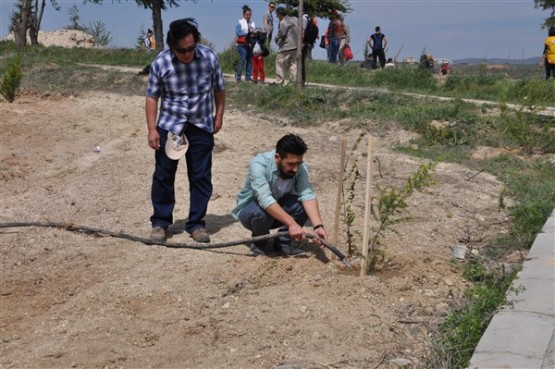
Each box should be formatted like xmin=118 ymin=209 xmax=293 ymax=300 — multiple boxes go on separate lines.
xmin=1 ymin=88 xmax=512 ymax=369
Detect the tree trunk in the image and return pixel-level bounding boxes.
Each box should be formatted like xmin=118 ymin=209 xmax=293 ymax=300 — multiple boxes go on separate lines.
xmin=152 ymin=0 xmax=164 ymax=52
xmin=14 ymin=0 xmax=31 ymax=50
xmin=29 ymin=0 xmax=46 ymax=45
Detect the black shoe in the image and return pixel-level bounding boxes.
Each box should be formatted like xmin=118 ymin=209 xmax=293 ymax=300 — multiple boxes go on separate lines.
xmin=249 ymin=243 xmax=265 ymax=256
xmin=278 ymin=243 xmax=307 ymax=257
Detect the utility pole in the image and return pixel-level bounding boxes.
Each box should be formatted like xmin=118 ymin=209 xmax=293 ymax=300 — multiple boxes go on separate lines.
xmin=296 ymin=0 xmax=304 ymax=91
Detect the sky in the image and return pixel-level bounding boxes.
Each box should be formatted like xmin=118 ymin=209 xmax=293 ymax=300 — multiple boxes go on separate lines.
xmin=0 ymin=0 xmax=550 ymax=62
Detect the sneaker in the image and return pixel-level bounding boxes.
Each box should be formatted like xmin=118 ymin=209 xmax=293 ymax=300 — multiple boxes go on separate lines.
xmin=150 ymin=226 xmax=167 ymax=242
xmin=249 ymin=243 xmax=265 ymax=256
xmin=191 ymin=227 xmax=210 ymax=243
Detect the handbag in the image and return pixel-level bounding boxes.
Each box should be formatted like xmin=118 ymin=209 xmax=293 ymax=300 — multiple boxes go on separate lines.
xmin=343 ymin=45 xmax=353 ymax=61
xmin=319 ymin=36 xmax=326 ymax=49
xmin=236 ymin=35 xmax=248 ymax=45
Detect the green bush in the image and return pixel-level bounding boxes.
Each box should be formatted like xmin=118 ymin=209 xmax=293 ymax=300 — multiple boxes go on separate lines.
xmin=1 ymin=53 xmax=23 ymax=103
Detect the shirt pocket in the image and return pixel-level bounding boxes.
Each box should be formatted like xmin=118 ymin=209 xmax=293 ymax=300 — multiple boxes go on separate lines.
xmin=190 ymin=73 xmax=212 ymax=94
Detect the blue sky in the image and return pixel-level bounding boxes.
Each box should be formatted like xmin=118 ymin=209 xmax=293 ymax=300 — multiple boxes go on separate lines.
xmin=0 ymin=0 xmax=550 ymax=62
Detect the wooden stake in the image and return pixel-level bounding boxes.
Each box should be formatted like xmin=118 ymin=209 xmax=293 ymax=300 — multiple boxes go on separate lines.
xmin=360 ymin=137 xmax=374 ymax=276
xmin=333 ymin=139 xmax=347 ymax=256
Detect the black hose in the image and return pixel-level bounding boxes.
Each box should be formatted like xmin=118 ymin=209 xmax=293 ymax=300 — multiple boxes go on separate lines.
xmin=0 ymin=221 xmax=352 ymax=268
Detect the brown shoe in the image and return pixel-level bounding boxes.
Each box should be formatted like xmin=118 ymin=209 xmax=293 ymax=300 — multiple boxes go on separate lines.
xmin=191 ymin=227 xmax=210 ymax=243
xmin=150 ymin=226 xmax=167 ymax=242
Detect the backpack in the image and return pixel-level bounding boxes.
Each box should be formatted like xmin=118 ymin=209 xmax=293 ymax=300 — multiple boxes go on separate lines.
xmin=303 ymin=16 xmax=319 ymax=45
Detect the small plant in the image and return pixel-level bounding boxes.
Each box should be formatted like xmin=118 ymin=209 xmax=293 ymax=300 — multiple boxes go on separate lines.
xmin=366 ymin=161 xmax=437 ymax=271
xmin=0 ymin=53 xmax=23 ymax=103
xmin=342 ymin=133 xmax=365 ymax=255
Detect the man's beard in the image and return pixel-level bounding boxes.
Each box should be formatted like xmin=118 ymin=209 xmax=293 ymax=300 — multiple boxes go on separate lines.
xmin=277 ymin=162 xmax=295 ymax=179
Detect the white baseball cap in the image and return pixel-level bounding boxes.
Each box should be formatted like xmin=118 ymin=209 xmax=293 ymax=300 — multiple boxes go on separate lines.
xmin=165 ymin=132 xmax=189 ymax=160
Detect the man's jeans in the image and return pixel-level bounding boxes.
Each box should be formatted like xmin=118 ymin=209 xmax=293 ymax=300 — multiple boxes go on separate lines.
xmin=150 ymin=124 xmax=214 ymax=234
xmin=238 ymin=194 xmax=308 ymax=247
xmin=235 ymin=45 xmax=252 ymax=81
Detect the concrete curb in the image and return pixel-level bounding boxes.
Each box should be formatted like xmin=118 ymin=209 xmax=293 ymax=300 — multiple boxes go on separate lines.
xmin=468 ymin=210 xmax=555 ymax=369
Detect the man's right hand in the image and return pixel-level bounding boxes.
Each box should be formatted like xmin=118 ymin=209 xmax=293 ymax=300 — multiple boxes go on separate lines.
xmin=148 ymin=130 xmax=161 ymax=150
xmin=288 ymin=223 xmax=305 ymax=241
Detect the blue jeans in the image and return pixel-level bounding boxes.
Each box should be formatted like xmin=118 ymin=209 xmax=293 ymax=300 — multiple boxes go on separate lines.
xmin=150 ymin=124 xmax=214 ymax=234
xmin=238 ymin=194 xmax=308 ymax=247
xmin=235 ymin=45 xmax=252 ymax=81
xmin=328 ymin=36 xmax=340 ymax=64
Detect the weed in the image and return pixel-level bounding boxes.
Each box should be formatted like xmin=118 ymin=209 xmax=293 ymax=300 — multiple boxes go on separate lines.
xmin=429 ymin=263 xmax=517 ymax=369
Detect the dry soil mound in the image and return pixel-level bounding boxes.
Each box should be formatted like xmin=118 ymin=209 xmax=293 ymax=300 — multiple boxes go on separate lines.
xmin=4 ymin=29 xmax=96 ymax=48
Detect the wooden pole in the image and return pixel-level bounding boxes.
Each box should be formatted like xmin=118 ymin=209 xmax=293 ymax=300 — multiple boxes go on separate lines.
xmin=333 ymin=138 xmax=347 ymax=257
xmin=360 ymin=137 xmax=374 ymax=276
xmin=296 ymin=0 xmax=304 ymax=91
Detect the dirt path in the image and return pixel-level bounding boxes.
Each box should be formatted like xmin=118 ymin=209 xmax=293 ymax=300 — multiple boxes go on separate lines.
xmin=1 ymin=90 xmax=511 ymax=368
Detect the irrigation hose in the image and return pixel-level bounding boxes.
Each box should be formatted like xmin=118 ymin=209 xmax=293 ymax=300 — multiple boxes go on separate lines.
xmin=0 ymin=221 xmax=352 ymax=268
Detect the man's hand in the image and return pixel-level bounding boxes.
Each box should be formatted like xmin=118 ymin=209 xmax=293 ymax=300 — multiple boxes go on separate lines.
xmin=313 ymin=227 xmax=328 ymax=245
xmin=288 ymin=223 xmax=305 ymax=241
xmin=148 ymin=129 xmax=161 ymax=150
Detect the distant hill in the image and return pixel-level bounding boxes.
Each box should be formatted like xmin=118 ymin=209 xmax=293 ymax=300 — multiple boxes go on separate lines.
xmin=453 ymin=57 xmax=542 ymax=65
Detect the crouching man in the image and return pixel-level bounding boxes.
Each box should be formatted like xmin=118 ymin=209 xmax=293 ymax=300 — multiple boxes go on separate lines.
xmin=232 ymin=134 xmax=328 ymax=256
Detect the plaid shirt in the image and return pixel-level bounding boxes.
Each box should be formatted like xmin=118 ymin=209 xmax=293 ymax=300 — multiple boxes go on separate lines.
xmin=147 ymin=45 xmax=225 ymax=134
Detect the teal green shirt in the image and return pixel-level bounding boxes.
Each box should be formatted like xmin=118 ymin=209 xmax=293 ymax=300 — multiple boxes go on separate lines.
xmin=232 ymin=150 xmax=316 ymax=219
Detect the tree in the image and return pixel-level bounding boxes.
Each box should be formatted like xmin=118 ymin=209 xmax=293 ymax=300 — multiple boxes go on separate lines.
xmin=67 ymin=4 xmax=84 ymax=30
xmin=10 ymin=0 xmax=31 ymax=50
xmin=29 ymin=0 xmax=60 ymax=45
xmin=9 ymin=0 xmax=60 ymax=49
xmin=134 ymin=0 xmax=197 ymax=52
xmin=534 ymin=0 xmax=555 ymax=27
xmin=274 ymin=0 xmax=351 ymax=17
xmin=87 ymin=0 xmax=198 ymax=52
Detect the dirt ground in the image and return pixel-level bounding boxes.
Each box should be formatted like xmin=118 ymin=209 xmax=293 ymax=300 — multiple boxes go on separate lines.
xmin=1 ymin=85 xmax=512 ymax=369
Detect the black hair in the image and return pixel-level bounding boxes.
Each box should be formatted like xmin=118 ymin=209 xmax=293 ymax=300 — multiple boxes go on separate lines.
xmin=276 ymin=7 xmax=286 ymax=17
xmin=276 ymin=134 xmax=307 ymax=158
xmin=549 ymin=26 xmax=555 ymax=37
xmin=166 ymin=18 xmax=201 ymax=49
xmin=242 ymin=4 xmax=251 ymax=14
xmin=375 ymin=26 xmax=381 ymax=32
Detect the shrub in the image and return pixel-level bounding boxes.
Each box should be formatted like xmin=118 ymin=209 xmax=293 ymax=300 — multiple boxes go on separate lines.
xmin=0 ymin=53 xmax=23 ymax=102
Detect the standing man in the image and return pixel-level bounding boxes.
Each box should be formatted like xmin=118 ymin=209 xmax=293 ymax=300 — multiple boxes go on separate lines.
xmin=232 ymin=134 xmax=329 ymax=256
xmin=368 ymin=26 xmax=388 ymax=68
xmin=274 ymin=7 xmax=298 ymax=86
xmin=146 ymin=18 xmax=226 ymax=243
xmin=263 ymin=2 xmax=275 ymax=50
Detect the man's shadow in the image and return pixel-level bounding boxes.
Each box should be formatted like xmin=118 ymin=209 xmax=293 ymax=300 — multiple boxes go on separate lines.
xmin=168 ymin=213 xmax=237 ymax=236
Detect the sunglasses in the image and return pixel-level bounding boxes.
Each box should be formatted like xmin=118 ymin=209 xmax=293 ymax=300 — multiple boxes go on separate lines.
xmin=174 ymin=45 xmax=196 ymax=54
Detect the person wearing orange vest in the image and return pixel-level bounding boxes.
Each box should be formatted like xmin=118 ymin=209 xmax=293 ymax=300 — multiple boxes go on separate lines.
xmin=145 ymin=29 xmax=156 ymax=51
xmin=543 ymin=26 xmax=555 ymax=80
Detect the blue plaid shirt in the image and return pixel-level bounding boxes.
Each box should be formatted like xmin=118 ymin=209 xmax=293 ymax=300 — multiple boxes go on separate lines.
xmin=146 ymin=45 xmax=225 ymax=134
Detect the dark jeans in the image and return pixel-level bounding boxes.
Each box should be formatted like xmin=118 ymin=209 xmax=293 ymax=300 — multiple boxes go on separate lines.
xmin=238 ymin=194 xmax=308 ymax=247
xmin=301 ymin=44 xmax=310 ymax=83
xmin=546 ymin=61 xmax=555 ymax=80
xmin=150 ymin=124 xmax=214 ymax=234
xmin=373 ymin=49 xmax=386 ymax=68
